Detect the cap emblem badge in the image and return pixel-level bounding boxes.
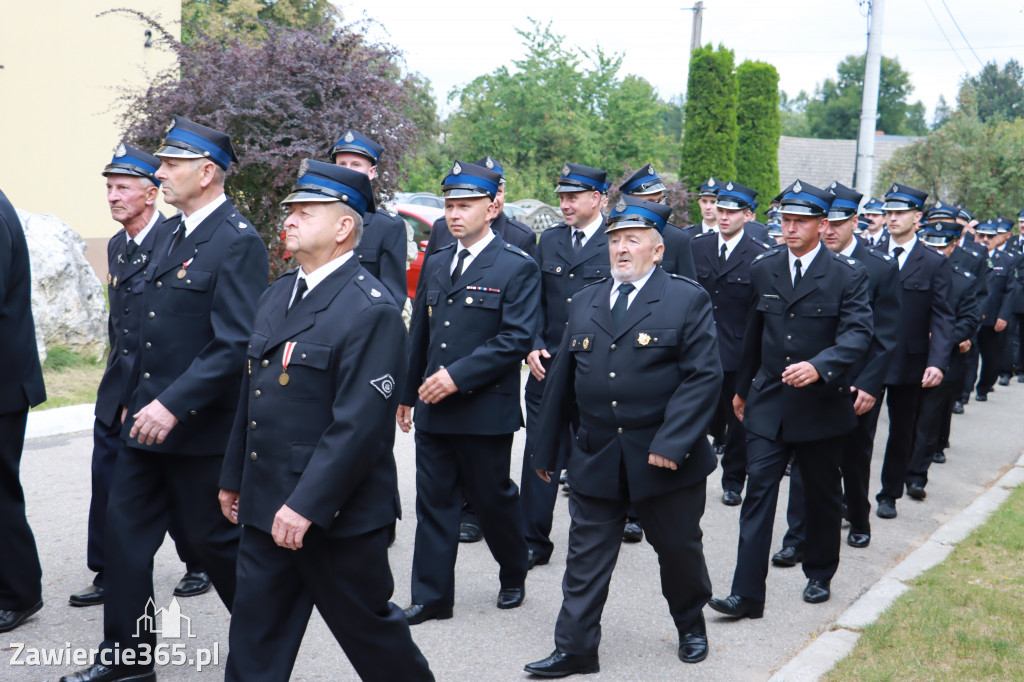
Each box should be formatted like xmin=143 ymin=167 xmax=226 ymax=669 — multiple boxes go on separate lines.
xmin=453 ymin=162 xmax=462 ymax=175
xmin=615 ymin=198 xmax=627 ymax=212
xmin=344 ymin=131 xmax=355 ymax=143
xmin=298 ymin=159 xmax=309 ymax=177
xmin=647 ymin=165 xmax=655 ymax=175
xmin=562 ymin=164 xmax=571 ymax=177
xmin=485 ymin=157 xmax=494 ymax=169
xmin=708 ymin=178 xmax=716 ymax=187
xmin=793 ymin=181 xmax=803 ymax=194
xmin=115 ymin=143 xmax=127 ymax=158
xmin=892 ymin=184 xmax=899 ymax=193
xmin=726 ymin=181 xmax=734 ymax=191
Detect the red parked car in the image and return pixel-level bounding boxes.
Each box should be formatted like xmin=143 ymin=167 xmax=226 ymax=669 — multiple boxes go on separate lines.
xmin=391 ymin=202 xmax=445 ymax=301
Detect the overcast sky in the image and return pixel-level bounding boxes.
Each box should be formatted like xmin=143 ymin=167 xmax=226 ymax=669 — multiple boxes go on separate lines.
xmin=339 ymin=0 xmax=1024 ymax=125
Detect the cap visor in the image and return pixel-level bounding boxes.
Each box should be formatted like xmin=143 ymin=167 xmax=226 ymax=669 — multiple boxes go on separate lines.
xmin=281 ymin=190 xmax=340 ymax=205
xmin=441 ymin=188 xmax=492 ymax=199
xmin=154 ymin=145 xmax=204 ymax=159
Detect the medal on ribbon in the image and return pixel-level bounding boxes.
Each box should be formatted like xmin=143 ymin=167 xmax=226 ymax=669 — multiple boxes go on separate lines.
xmin=279 ymin=341 xmax=297 ymax=385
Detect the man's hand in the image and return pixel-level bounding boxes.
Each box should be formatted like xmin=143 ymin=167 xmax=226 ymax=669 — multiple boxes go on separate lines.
xmin=397 ymin=405 xmax=413 ymax=433
xmin=129 ymin=399 xmax=179 ymax=445
xmin=527 ymin=348 xmax=551 ymax=381
xmin=121 ymin=407 xmax=127 ymax=424
xmin=995 ymin=318 xmax=1008 ymax=333
xmin=781 ymin=361 xmax=820 ymax=387
xmin=272 ymin=504 xmax=312 ymax=550
xmin=219 ymin=489 xmax=239 ymax=524
xmin=649 ymin=453 xmax=677 ymax=470
xmin=959 ymin=339 xmax=972 ymax=353
xmin=851 ymin=387 xmax=877 ymax=415
xmin=732 ymin=394 xmax=745 ymax=422
xmin=418 ymin=369 xmax=458 ymax=404
xmin=922 ymin=366 xmax=944 ymax=388
xmin=535 ymin=469 xmax=554 ymax=483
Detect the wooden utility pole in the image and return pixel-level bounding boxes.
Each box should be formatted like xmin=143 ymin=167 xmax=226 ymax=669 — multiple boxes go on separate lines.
xmin=855 ymin=0 xmax=885 ymax=198
xmin=689 ymin=1 xmax=705 ymax=53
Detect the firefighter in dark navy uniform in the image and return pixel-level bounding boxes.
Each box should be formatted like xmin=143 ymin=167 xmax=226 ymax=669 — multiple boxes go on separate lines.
xmin=620 ymin=163 xmax=696 ymax=279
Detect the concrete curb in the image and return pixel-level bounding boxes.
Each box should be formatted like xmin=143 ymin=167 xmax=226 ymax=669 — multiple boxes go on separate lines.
xmin=26 ymin=403 xmax=95 ymax=440
xmin=770 ymin=455 xmax=1024 ymax=681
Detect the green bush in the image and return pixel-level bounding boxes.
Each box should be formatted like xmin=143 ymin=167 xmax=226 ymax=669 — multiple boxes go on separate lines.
xmin=736 ymin=61 xmax=780 ymax=219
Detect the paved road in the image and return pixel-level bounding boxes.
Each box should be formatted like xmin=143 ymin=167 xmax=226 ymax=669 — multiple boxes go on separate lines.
xmin=6 ymin=372 xmax=1024 ymax=681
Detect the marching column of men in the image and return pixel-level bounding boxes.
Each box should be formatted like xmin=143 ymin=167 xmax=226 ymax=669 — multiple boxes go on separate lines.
xmin=5 ymin=118 xmax=1018 ymax=678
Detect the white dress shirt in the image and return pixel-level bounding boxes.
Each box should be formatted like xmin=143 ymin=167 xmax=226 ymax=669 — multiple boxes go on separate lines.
xmin=788 ymin=241 xmax=822 ymax=284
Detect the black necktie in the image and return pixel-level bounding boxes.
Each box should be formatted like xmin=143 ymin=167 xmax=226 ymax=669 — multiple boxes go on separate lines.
xmin=288 ymin=277 xmax=307 ymax=314
xmin=611 ymin=282 xmax=635 ymax=327
xmin=451 ymin=248 xmax=470 ymax=285
xmin=719 ymin=243 xmax=728 ymax=267
xmin=168 ymin=224 xmax=185 ymax=256
xmin=126 ymin=239 xmax=139 ymax=258
xmin=573 ymin=231 xmax=584 ymax=253
xmin=793 ymin=259 xmax=803 ymax=288
xmin=892 ymin=246 xmax=904 ymax=268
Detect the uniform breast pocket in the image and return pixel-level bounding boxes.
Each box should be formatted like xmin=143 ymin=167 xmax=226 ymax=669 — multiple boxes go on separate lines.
xmin=355 ymin=247 xmax=378 ymax=265
xmin=633 ymin=328 xmax=678 ymax=372
xmin=569 ymin=333 xmax=595 ymax=373
xmin=756 ymin=295 xmax=784 ymax=315
xmin=280 ymin=342 xmax=332 ymax=401
xmin=543 ymin=262 xmax=566 ymax=279
xmin=725 ymin=273 xmax=751 ymax=297
xmin=795 ymin=301 xmax=839 ymax=318
xmin=461 ymin=291 xmax=502 ymax=329
xmin=583 ymin=264 xmax=608 ymax=280
xmin=166 ymin=269 xmax=213 ymax=317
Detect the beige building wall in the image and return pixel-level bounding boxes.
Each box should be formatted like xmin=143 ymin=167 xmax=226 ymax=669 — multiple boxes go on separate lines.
xmin=0 ymin=1 xmax=181 ymax=281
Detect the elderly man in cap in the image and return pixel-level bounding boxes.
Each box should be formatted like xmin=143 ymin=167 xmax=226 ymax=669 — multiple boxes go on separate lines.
xmin=62 ymin=116 xmax=269 ymax=682
xmin=773 ymin=182 xmax=900 ymax=562
xmin=219 ymin=160 xmax=433 ymax=681
xmin=398 ymin=160 xmax=539 ymax=624
xmin=619 ymin=163 xmax=696 ymax=278
xmin=710 ymin=180 xmax=872 ymax=616
xmin=0 ymin=187 xmax=46 ymax=635
xmin=692 ymin=182 xmax=771 ymax=508
xmin=69 ymin=144 xmax=210 ymax=610
xmin=329 ymin=129 xmax=409 ymax=310
xmin=873 ymin=183 xmax=954 ymax=521
xmin=524 ymin=195 xmax=722 ymax=677
xmin=525 ymin=162 xmax=614 ymax=558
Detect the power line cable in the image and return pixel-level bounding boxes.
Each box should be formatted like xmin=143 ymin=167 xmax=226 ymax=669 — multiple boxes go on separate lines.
xmin=939 ymin=0 xmax=985 ymax=67
xmin=922 ymin=0 xmax=972 ymax=72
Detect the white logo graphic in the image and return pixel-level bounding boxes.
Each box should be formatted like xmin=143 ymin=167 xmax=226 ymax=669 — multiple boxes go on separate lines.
xmin=134 ymin=597 xmax=196 ymax=639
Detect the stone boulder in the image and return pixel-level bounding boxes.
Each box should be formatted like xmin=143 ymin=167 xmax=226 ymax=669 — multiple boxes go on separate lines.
xmin=17 ymin=209 xmax=107 ymax=364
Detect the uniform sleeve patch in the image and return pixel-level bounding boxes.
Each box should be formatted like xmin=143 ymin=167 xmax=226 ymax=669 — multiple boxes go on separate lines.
xmin=370 ymin=374 xmax=395 ymax=399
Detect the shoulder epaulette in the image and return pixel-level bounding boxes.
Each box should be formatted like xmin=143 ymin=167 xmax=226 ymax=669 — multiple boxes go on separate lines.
xmin=503 ymin=242 xmax=531 ymax=259
xmin=692 ymin=231 xmax=716 ymax=241
xmin=754 ymin=245 xmax=786 ymax=262
xmin=833 ymin=252 xmax=861 ymax=269
xmin=226 ymin=212 xmax=252 ymax=231
xmin=668 ymin=273 xmax=702 ymax=288
xmin=354 ymin=272 xmax=391 ymax=304
xmin=752 ymin=238 xmax=772 ymax=250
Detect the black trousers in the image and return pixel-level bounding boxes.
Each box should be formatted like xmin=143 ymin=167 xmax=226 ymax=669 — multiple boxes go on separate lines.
xmin=87 ymin=417 xmax=202 ymax=587
xmin=976 ymin=326 xmax=1008 ymax=395
xmin=518 ymin=388 xmax=564 ymax=561
xmin=0 ymin=408 xmax=42 ymax=611
xmin=99 ymin=446 xmax=240 ymax=670
xmin=410 ymin=431 xmax=528 ymax=608
xmin=731 ymin=433 xmax=844 ymax=603
xmin=717 ymin=371 xmax=748 ymax=493
xmin=960 ymin=337 xmax=981 ymax=401
xmin=878 ymin=384 xmax=923 ymax=501
xmin=906 ymin=382 xmax=957 ymax=488
xmin=554 ymin=484 xmax=711 ymax=655
xmin=1015 ymin=313 xmax=1024 ymax=373
xmin=227 ymin=525 xmax=433 ymax=682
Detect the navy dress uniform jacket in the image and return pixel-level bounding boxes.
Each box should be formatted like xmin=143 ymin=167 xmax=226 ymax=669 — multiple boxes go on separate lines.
xmin=532 ymin=268 xmax=723 ymax=501
xmin=945 ymin=262 xmax=983 ymax=383
xmin=122 ymin=200 xmax=269 ymax=454
xmin=0 ymin=190 xmax=45 ymax=414
xmin=691 ymin=231 xmax=770 ymax=371
xmin=845 ymin=243 xmax=902 ymax=399
xmin=425 ymin=211 xmax=537 ymax=261
xmin=980 ymin=248 xmax=1016 ymax=325
xmin=737 ymin=246 xmax=873 ymax=443
xmin=884 ymin=241 xmax=956 ymax=384
xmin=355 ymin=210 xmax=408 ymax=311
xmin=220 ymin=260 xmax=406 ymax=537
xmin=404 ymin=234 xmax=540 ymax=435
xmin=660 ymin=222 xmax=697 ymax=279
xmin=95 ymin=217 xmax=164 ymax=427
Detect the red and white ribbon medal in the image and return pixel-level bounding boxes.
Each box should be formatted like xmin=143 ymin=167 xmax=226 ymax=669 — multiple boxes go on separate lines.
xmin=279 ymin=341 xmax=297 ymax=386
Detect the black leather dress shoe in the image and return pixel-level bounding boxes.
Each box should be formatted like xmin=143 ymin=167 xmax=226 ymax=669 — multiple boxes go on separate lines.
xmin=622 ymin=520 xmax=643 ymax=543
xmin=907 ymin=483 xmax=927 ymax=500
xmin=677 ymin=614 xmax=708 ymax=663
xmin=976 ymin=391 xmax=988 ymax=402
xmin=847 ymin=531 xmax=871 ymax=548
xmin=524 ymin=650 xmax=599 ymax=677
xmin=998 ymin=374 xmax=1011 ymax=386
xmin=0 ymin=600 xmax=42 ymax=633
xmin=459 ymin=521 xmax=483 ymax=543
xmin=803 ymin=579 xmax=831 ymax=603
xmin=707 ymin=595 xmax=764 ymax=619
xmin=559 ymin=470 xmax=568 ymax=485
xmin=932 ymin=450 xmax=947 ymax=463
xmin=403 ymin=603 xmax=453 ymax=625
xmin=70 ymin=585 xmax=105 ymax=607
xmin=528 ymin=549 xmax=550 ymax=570
xmin=562 ymin=479 xmax=572 ymax=495
xmin=1018 ymin=374 xmax=1024 ymax=383
xmin=59 ymin=664 xmax=155 ymax=681
xmin=771 ymin=546 xmax=804 ymax=567
xmin=876 ymin=497 xmax=897 ymax=519
xmin=952 ymin=400 xmax=964 ymax=414
xmin=497 ymin=585 xmax=525 ymax=609
xmin=722 ymin=490 xmax=742 ymax=506
xmin=173 ymin=571 xmax=211 ymax=598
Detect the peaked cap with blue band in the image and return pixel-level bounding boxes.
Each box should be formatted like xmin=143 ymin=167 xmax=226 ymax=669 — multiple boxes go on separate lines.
xmin=920 ymin=220 xmax=962 ymax=247
xmin=441 ymin=160 xmax=502 ymax=199
xmin=975 ymin=218 xmax=999 ymax=235
xmin=155 ymin=115 xmax=238 ymax=170
xmin=856 ymin=217 xmax=870 ymax=233
xmin=281 ymin=159 xmax=375 ymax=215
xmin=956 ymin=205 xmax=974 ymax=222
xmin=555 ymin=162 xmax=609 ymax=194
xmin=103 ymin=143 xmax=161 ymax=186
xmin=606 ymin=195 xmax=671 ymax=234
xmin=716 ymin=181 xmax=758 ymax=210
xmin=1018 ymin=207 xmax=1024 ymax=220
xmin=474 ymin=156 xmax=505 ymax=178
xmin=698 ymin=177 xmax=720 ymax=196
xmin=620 ymin=164 xmax=667 ymax=196
xmin=329 ymin=129 xmax=383 ymax=164
xmin=882 ymin=183 xmax=927 ymax=211
xmin=923 ymin=201 xmax=957 ymax=221
xmin=778 ymin=179 xmax=832 ymax=216
xmin=827 ymin=181 xmax=862 ymax=221
xmin=996 ymin=216 xmax=1013 ymax=233
xmin=861 ymin=197 xmax=885 ymax=215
